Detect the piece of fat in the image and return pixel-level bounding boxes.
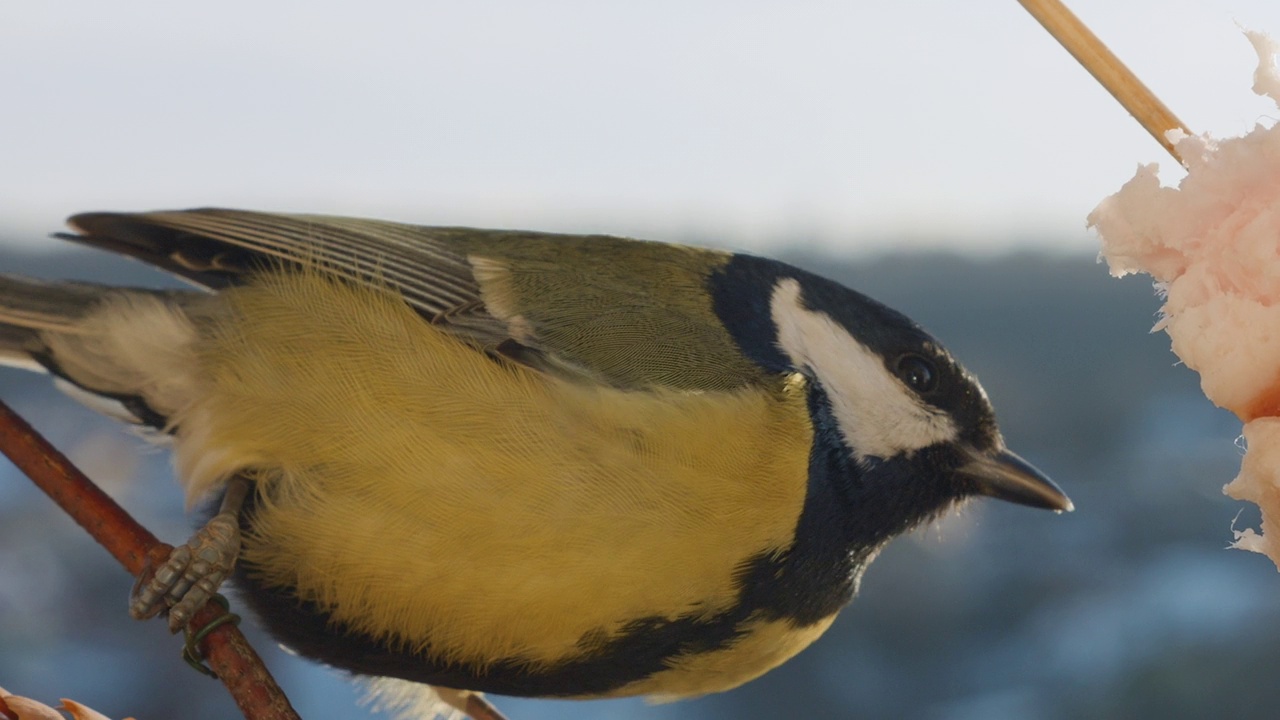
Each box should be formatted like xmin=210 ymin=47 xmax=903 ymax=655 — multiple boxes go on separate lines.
xmin=1090 ymin=32 xmax=1280 ymax=568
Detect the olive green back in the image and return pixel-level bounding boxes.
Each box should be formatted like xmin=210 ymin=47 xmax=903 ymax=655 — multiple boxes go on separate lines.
xmin=65 ymin=210 xmax=771 ymax=392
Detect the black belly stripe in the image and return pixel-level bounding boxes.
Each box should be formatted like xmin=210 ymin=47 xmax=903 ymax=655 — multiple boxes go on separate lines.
xmin=232 ymin=544 xmax=849 ymax=697
xmin=224 ymin=381 xmax=964 ymax=697
xmin=230 ymin=474 xmax=864 ymax=695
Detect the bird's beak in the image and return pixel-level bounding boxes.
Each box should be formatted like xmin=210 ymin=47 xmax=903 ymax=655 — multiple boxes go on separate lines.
xmin=957 ymin=448 xmax=1073 ymax=513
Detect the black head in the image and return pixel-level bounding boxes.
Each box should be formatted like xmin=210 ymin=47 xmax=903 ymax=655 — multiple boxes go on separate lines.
xmin=709 ymin=254 xmax=1071 ymax=543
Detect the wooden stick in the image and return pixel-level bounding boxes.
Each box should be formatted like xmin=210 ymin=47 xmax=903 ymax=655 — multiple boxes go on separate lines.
xmin=1017 ymin=0 xmax=1192 ymax=163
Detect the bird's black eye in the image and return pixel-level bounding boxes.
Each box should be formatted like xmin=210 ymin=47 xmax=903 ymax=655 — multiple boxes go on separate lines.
xmin=895 ymin=354 xmax=938 ymax=394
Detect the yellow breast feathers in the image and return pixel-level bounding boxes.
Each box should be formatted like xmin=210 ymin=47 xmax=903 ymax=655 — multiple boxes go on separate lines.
xmin=175 ymin=272 xmax=816 ymax=680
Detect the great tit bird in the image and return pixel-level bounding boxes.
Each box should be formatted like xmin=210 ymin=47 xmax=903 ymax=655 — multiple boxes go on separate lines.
xmin=0 ymin=209 xmax=1070 ymax=710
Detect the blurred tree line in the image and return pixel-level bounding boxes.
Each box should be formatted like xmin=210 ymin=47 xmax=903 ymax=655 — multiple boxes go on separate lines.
xmin=1 ymin=237 xmax=1275 ymax=720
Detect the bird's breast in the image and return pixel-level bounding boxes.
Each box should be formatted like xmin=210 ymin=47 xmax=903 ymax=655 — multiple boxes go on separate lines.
xmin=179 ymin=273 xmax=830 ymax=696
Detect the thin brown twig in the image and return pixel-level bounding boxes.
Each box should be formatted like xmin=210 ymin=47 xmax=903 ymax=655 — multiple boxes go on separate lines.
xmin=0 ymin=398 xmax=300 ymax=720
xmin=0 ymin=397 xmax=511 ymax=720
xmin=1016 ymin=0 xmax=1192 ymax=163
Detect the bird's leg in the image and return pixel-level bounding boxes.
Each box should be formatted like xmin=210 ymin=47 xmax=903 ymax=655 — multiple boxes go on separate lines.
xmin=130 ymin=474 xmax=251 ymax=632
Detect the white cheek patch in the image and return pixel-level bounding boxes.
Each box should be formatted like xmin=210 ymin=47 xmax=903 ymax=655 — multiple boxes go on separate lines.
xmin=769 ymin=278 xmax=958 ymax=462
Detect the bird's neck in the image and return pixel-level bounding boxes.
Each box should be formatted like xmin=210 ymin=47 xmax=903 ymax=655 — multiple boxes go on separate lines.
xmin=746 ymin=383 xmax=965 ymax=627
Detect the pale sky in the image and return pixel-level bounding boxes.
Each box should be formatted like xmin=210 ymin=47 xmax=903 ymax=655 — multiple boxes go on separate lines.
xmin=4 ymin=0 xmax=1279 ymax=254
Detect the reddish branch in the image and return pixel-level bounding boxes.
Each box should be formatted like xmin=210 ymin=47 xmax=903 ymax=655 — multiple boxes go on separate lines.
xmin=0 ymin=398 xmax=511 ymax=720
xmin=0 ymin=399 xmax=299 ymax=720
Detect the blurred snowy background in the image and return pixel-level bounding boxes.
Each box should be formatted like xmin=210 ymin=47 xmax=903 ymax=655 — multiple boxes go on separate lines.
xmin=4 ymin=1 xmax=1280 ymax=718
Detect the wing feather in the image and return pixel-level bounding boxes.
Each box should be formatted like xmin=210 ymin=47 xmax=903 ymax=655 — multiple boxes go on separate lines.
xmin=62 ymin=209 xmax=767 ymax=390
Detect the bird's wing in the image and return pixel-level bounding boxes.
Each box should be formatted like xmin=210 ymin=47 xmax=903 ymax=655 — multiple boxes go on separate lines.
xmin=63 ymin=209 xmax=768 ymax=391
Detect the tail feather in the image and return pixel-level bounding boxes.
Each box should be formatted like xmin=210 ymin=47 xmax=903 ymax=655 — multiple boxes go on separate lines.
xmin=0 ymin=274 xmax=111 ymax=369
xmin=0 ymin=274 xmax=112 ymax=330
xmin=0 ymin=324 xmax=42 ymax=370
xmin=0 ymin=274 xmax=204 ymax=429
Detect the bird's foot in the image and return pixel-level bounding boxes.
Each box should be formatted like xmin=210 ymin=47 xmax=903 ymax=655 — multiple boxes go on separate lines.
xmin=130 ymin=475 xmax=250 ymax=632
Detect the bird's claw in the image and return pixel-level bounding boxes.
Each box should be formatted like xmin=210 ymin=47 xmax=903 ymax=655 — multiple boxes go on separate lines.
xmin=130 ymin=512 xmax=241 ymax=632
